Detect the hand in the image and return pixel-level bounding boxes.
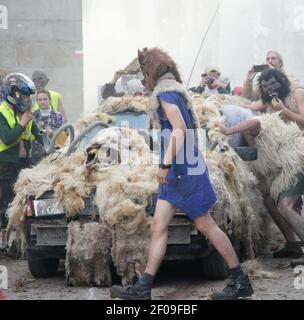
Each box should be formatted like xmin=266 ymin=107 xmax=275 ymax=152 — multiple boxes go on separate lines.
xmin=219 ymin=125 xmax=231 ymax=136
xmin=111 ymin=69 xmax=123 ymax=83
xmin=211 ymin=78 xmax=221 ymax=88
xmin=200 ymin=77 xmax=208 ymax=87
xmin=267 ymin=63 xmax=275 ymax=69
xmin=157 ymin=168 xmax=169 ymax=185
xmin=20 ymin=112 xmax=33 ymax=127
xmin=38 ymin=121 xmax=45 ymax=129
xmin=271 ymin=97 xmax=285 ymax=111
xmin=46 ymin=129 xmax=55 ymax=138
xmin=214 ymin=121 xmax=231 ymax=135
xmin=247 ymin=67 xmax=257 ymax=81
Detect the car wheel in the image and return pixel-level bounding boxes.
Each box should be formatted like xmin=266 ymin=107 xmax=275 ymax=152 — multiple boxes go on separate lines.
xmin=201 ymin=248 xmax=229 ymax=280
xmin=27 ymin=254 xmax=59 ymax=278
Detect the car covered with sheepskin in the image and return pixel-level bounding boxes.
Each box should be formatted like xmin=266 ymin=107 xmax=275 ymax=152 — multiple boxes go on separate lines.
xmin=7 ymin=94 xmax=271 ymax=286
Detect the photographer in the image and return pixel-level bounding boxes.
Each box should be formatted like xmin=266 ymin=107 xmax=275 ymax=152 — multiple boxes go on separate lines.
xmin=190 ymin=66 xmax=230 ymax=95
xmin=242 ymin=50 xmax=300 ymax=101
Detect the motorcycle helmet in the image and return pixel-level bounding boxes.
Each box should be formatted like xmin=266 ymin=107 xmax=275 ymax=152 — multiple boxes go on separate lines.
xmin=1 ymin=73 xmax=36 ymax=113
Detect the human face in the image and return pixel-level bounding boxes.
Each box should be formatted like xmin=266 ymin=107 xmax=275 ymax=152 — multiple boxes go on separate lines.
xmin=266 ymin=52 xmax=282 ymax=70
xmin=18 ymin=91 xmax=32 ymax=111
xmin=32 ymin=74 xmax=48 ymax=90
xmin=261 ymin=76 xmax=281 ymax=96
xmin=37 ymin=93 xmax=51 ymax=110
xmin=207 ymin=71 xmax=220 ymax=80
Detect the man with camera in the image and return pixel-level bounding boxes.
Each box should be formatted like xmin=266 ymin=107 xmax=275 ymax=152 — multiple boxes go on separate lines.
xmin=190 ymin=66 xmax=231 ymax=95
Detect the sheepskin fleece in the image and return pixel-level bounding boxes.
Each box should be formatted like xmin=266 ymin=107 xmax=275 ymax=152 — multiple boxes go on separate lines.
xmin=253 ymin=112 xmax=304 ymax=200
xmin=65 ymin=221 xmax=112 ymax=286
xmin=191 ymin=94 xmax=252 ymax=146
xmin=74 ymin=112 xmax=114 ymax=135
xmin=148 ymin=73 xmax=201 ymax=132
xmin=8 ymin=95 xmax=273 ymax=284
xmin=6 ymin=151 xmax=96 ymax=230
xmin=241 ymin=259 xmax=279 ymax=279
xmin=206 ymin=149 xmax=270 ymax=258
xmin=92 ymin=127 xmax=158 ymax=234
xmin=112 ymin=226 xmax=150 ymax=286
xmin=98 ymin=96 xmax=148 ymax=114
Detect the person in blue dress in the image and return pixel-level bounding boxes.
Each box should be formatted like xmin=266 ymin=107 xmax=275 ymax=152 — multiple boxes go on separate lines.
xmin=111 ymin=48 xmax=253 ymax=300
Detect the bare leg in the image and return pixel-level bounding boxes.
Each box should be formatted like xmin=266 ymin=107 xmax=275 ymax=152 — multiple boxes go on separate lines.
xmin=144 ymin=200 xmax=176 ymax=276
xmin=243 ymin=131 xmax=257 ymax=147
xmin=194 ymin=212 xmax=239 ymax=269
xmin=264 ymin=196 xmax=297 ymax=242
xmin=278 ymin=196 xmax=304 ymax=241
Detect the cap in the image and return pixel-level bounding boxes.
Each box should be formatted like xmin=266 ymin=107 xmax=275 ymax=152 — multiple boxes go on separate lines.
xmin=205 ymin=66 xmax=221 ymax=75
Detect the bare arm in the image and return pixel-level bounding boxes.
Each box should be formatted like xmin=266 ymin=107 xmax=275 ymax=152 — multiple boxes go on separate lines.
xmin=156 ymin=100 xmax=187 ymax=185
xmin=241 ymin=100 xmax=265 ymax=112
xmin=281 ymin=88 xmax=304 ymax=127
xmin=242 ymin=68 xmax=257 ymax=99
xmin=161 ymin=100 xmax=187 ymax=166
xmin=242 ymin=79 xmax=254 ymax=100
xmin=220 ymin=118 xmax=261 ymax=136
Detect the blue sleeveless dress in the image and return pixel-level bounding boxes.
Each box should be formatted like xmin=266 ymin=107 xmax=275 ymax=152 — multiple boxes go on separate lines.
xmin=157 ymin=92 xmax=217 ymax=220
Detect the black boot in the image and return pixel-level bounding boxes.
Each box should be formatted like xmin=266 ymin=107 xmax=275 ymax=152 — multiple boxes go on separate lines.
xmin=273 ymin=242 xmax=303 ymax=259
xmin=290 ymin=259 xmax=304 ymax=269
xmin=211 ymin=274 xmax=254 ymax=300
xmin=110 ymin=282 xmax=151 ymax=300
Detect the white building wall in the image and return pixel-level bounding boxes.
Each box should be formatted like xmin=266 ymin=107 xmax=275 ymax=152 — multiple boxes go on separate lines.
xmin=83 ymin=0 xmax=304 ymax=112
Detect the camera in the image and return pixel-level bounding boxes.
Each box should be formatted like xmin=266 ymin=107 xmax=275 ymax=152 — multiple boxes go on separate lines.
xmin=206 ymin=78 xmax=215 ymax=85
xmin=253 ymin=64 xmax=269 ymax=73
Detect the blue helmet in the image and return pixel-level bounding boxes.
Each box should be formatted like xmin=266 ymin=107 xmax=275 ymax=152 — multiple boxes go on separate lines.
xmin=1 ymin=73 xmax=36 ymax=113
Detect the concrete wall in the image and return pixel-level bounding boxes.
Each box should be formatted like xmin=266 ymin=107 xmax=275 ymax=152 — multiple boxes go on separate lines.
xmin=83 ymin=0 xmax=304 ymax=112
xmin=0 ymin=0 xmax=83 ymax=123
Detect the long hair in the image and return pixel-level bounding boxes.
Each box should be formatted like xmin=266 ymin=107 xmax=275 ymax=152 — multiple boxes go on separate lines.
xmin=258 ymin=69 xmax=290 ymax=104
xmin=138 ymin=47 xmax=182 ymax=91
xmin=266 ymin=50 xmax=284 ymax=70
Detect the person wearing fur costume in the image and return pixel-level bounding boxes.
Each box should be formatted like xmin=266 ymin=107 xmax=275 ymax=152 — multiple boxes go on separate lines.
xmin=219 ymin=109 xmax=304 ymax=259
xmin=110 ymin=47 xmax=254 ymax=300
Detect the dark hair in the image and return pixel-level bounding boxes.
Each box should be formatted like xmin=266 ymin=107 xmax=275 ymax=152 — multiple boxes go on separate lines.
xmin=258 ymin=69 xmax=290 ymax=104
xmin=37 ymin=89 xmax=51 ymax=101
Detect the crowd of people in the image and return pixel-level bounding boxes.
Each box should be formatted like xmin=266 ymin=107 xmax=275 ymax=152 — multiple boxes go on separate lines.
xmin=0 ymin=48 xmax=303 ymax=300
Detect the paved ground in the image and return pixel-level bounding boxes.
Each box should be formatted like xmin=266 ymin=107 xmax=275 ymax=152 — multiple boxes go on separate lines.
xmin=1 ymin=245 xmax=303 ymax=300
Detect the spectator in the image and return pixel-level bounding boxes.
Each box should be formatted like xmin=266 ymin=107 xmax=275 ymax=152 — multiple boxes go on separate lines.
xmin=101 ymin=69 xmax=145 ymax=101
xmin=31 ymin=71 xmax=67 ymax=122
xmin=189 ymin=66 xmax=231 ymax=95
xmin=0 ymin=73 xmax=43 ymax=228
xmin=31 ymin=90 xmax=65 ymax=164
xmin=242 ymin=50 xmax=300 ymax=101
xmin=242 ymin=69 xmax=304 ymax=126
